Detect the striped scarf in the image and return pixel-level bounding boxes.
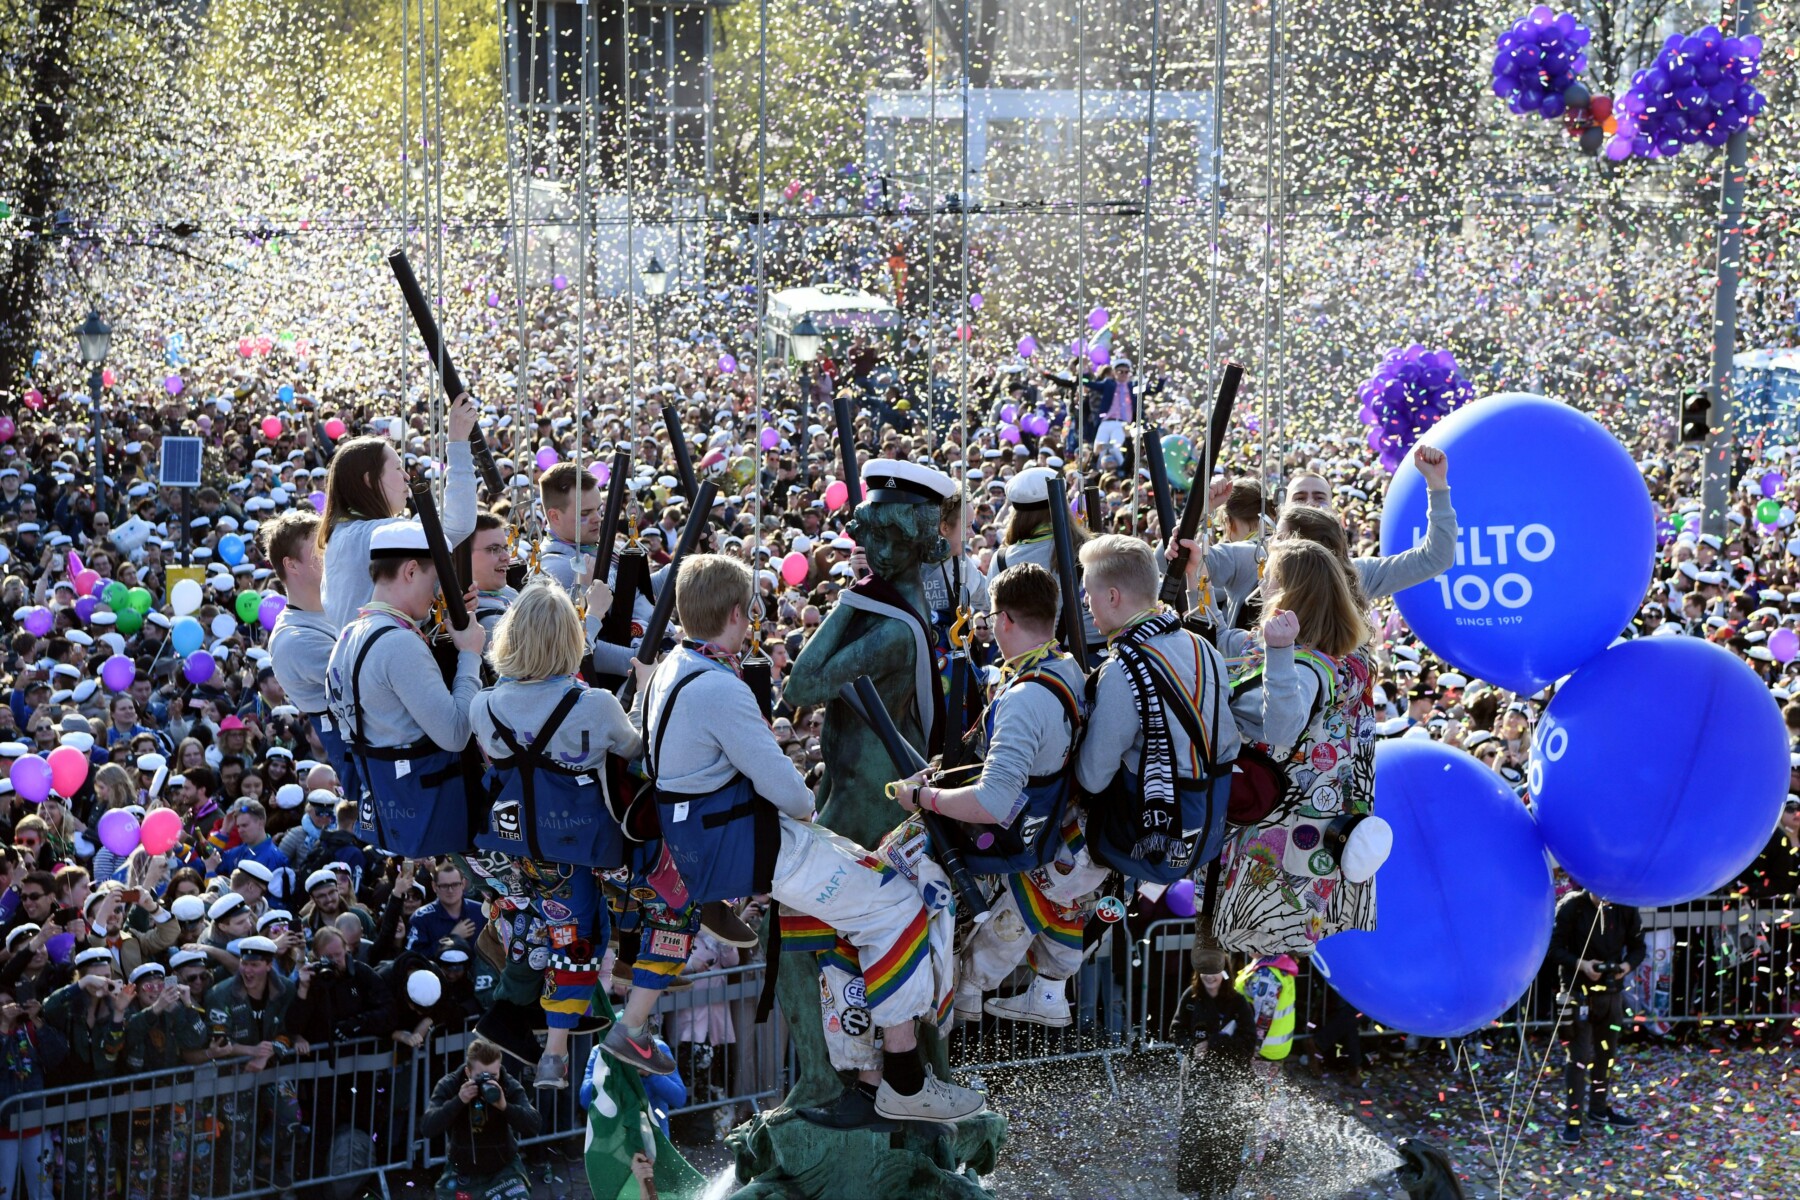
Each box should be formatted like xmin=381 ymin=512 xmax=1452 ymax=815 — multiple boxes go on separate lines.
xmin=1110 ymin=606 xmax=1184 ymax=866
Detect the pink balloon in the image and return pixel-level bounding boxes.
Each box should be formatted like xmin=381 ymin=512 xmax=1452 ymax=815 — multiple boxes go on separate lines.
xmin=73 ymin=569 xmax=99 ymax=596
xmin=47 ymin=746 xmax=88 ymax=799
xmin=67 ymin=551 xmax=84 ymax=578
xmin=324 ymin=417 xmax=347 ymax=440
xmin=1772 ymin=628 xmax=1799 ymax=663
xmin=261 ymin=416 xmax=283 ymax=439
xmin=139 ymin=808 xmax=183 ymax=856
xmin=22 ymin=389 xmax=43 ymax=410
xmin=238 ymin=338 xmax=255 ymax=358
xmin=824 ymin=480 xmax=849 ymax=512
xmin=101 ymin=368 xmax=115 ymax=388
xmin=11 ymin=755 xmax=50 ymax=804
xmin=0 ymin=416 xmax=16 ymax=443
xmin=781 ymin=551 xmax=810 ymax=587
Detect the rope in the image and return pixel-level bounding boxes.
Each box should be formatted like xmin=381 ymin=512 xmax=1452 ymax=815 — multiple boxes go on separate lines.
xmin=956 ymin=0 xmax=972 ymax=554
xmin=1130 ymin=0 xmax=1164 ymax=542
xmin=750 ymin=0 xmax=770 ymax=639
xmin=1197 ymin=0 xmax=1230 ymax=553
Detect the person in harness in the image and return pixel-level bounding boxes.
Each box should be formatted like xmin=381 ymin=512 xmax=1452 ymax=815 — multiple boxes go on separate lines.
xmin=324 ymin=520 xmax=486 ymax=857
xmin=890 ymin=564 xmax=1097 ymax=1029
xmin=991 ymin=467 xmax=1103 ymax=658
xmin=1206 ymin=539 xmax=1392 ymax=960
xmin=262 ymin=510 xmax=356 ymax=800
xmin=1075 ymin=535 xmax=1240 ymax=887
xmin=643 ymin=553 xmax=987 ymax=1125
xmin=468 ymin=581 xmax=667 ymax=1090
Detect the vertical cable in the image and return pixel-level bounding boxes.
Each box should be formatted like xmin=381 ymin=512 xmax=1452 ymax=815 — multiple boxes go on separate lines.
xmin=956 ymin=0 xmax=972 ymax=543
xmin=1075 ymin=0 xmax=1087 ymax=459
xmin=622 ymin=0 xmax=639 ymax=487
xmin=751 ymin=0 xmax=770 ymax=601
xmin=431 ymin=0 xmax=449 ymax=494
xmin=1255 ymin=0 xmax=1279 ymax=523
xmin=1197 ymin=0 xmax=1230 ymax=547
xmin=399 ymin=0 xmax=411 ymax=428
xmin=1130 ymin=0 xmax=1163 ymax=541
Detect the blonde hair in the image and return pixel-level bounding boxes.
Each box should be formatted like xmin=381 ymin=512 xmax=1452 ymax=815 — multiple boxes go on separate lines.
xmin=1263 ymin=539 xmax=1373 ymax=658
xmin=94 ymin=763 xmax=134 ymax=810
xmin=490 ymin=581 xmax=586 ymax=681
xmin=675 ymin=554 xmax=752 ymax=640
xmin=1078 ymin=534 xmax=1159 ymax=605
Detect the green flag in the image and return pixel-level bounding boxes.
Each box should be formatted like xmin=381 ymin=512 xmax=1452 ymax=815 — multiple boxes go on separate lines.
xmin=582 ymin=993 xmax=709 ymax=1200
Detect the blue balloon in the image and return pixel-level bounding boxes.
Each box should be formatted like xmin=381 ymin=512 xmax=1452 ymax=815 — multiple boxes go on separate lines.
xmin=170 ymin=616 xmax=204 ymax=657
xmin=1380 ymin=394 xmax=1654 ymax=696
xmin=1532 ymin=638 xmax=1786 ymax=906
xmin=217 ymin=533 xmax=245 ymax=567
xmin=277 ymin=384 xmax=295 ymax=404
xmin=1315 ymin=741 xmax=1554 ymax=1038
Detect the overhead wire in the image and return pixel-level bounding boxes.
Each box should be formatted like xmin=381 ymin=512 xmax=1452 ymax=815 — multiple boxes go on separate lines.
xmin=750 ymin=0 xmax=770 ymax=646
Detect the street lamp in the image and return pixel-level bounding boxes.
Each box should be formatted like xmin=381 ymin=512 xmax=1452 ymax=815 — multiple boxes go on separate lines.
xmin=791 ymin=313 xmax=823 ymax=406
xmin=76 ymin=309 xmax=111 ymax=518
xmin=642 ymin=253 xmax=669 ymax=386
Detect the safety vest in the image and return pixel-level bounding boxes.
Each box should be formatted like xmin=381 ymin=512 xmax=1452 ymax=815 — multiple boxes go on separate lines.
xmin=476 ymin=686 xmax=625 ymax=869
xmin=646 ymin=665 xmax=780 ymax=905
xmin=1235 ymin=961 xmax=1296 ymax=1061
xmin=950 ymin=669 xmax=1084 ymax=876
xmin=339 ymin=624 xmax=472 ymax=859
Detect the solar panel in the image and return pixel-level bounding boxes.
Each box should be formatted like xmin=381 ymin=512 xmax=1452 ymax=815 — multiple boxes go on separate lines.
xmin=159 ymin=437 xmax=205 ymax=489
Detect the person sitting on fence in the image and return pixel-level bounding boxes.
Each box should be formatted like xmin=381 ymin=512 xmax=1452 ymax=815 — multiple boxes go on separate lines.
xmin=419 ymin=1037 xmax=541 ymax=1200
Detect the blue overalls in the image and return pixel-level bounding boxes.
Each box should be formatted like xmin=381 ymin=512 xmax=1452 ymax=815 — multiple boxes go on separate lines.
xmin=946 ymin=669 xmax=1084 ymax=877
xmin=342 ymin=624 xmax=473 ymax=858
xmin=1084 ymin=652 xmax=1233 ymax=886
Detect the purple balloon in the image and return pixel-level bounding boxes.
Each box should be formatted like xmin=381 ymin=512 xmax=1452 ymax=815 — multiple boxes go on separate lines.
xmin=1087 ymin=307 xmax=1109 ymax=331
xmin=1761 ymin=471 xmax=1784 ymax=497
xmin=98 ymin=808 xmax=141 ymax=857
xmin=21 ymin=607 xmax=51 ymax=637
xmin=1022 ymin=413 xmax=1050 ymax=437
xmin=760 ymin=427 xmax=781 ymax=450
xmin=99 ymin=654 xmax=135 ymax=692
xmin=73 ymin=597 xmax=97 ymax=624
xmin=258 ymin=594 xmax=288 ymax=632
xmin=1088 ymin=344 xmax=1111 ymax=368
xmin=183 ymin=650 xmax=216 ymax=686
xmin=309 ymin=490 xmax=326 ymax=510
xmin=1017 ymin=335 xmax=1038 ymax=358
xmin=999 ymin=423 xmax=1021 ymax=445
xmin=11 ymin=754 xmax=50 ymax=804
xmin=535 ymin=446 xmax=559 ymax=470
xmin=999 ymin=404 xmax=1019 ymax=424
xmin=718 ymin=354 xmax=738 ymax=374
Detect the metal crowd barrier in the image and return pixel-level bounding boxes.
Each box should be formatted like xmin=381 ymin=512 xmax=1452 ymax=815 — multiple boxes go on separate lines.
xmin=2 ymin=895 xmax=1789 ymax=1198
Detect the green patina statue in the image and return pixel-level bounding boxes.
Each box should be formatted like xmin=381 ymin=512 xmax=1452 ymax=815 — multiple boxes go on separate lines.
xmin=724 ymin=484 xmax=1005 ymax=1199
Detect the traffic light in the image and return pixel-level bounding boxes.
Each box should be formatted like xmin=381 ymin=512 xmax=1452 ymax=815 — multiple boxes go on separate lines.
xmin=1679 ymin=389 xmax=1711 ymax=445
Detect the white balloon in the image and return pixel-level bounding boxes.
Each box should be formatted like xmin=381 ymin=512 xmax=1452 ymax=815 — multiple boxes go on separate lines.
xmin=210 ymin=613 xmax=238 ymax=640
xmin=169 ymin=578 xmax=203 ymax=616
xmin=406 ymin=969 xmax=442 ymax=1008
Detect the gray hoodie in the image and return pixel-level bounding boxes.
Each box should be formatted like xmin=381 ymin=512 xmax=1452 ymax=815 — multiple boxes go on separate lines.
xmin=469 ymin=678 xmax=643 ymax=768
xmin=1076 ymin=624 xmax=1242 ymax=792
xmin=269 ymin=605 xmax=336 ymax=715
xmin=326 ymin=614 xmax=480 ymax=751
xmin=973 ymin=653 xmax=1084 ymax=824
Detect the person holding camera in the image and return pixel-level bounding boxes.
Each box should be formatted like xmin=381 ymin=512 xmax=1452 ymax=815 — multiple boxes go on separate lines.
xmin=295 ymin=924 xmax=395 ymax=1045
xmin=0 ymin=982 xmax=65 ymax=1200
xmin=121 ymin=961 xmax=208 ymax=1072
xmin=1169 ymin=947 xmax=1257 ymax=1198
xmin=1549 ymin=886 xmax=1646 ymax=1144
xmin=40 ymin=948 xmax=131 ymax=1084
xmin=419 ymin=1038 xmax=540 ymax=1200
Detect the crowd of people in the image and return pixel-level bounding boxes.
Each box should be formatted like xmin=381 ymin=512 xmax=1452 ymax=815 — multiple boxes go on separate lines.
xmin=0 ymin=197 xmax=1791 ymax=1199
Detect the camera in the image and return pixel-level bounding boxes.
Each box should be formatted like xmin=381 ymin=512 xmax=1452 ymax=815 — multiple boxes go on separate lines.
xmin=475 ymin=1071 xmax=502 ymax=1105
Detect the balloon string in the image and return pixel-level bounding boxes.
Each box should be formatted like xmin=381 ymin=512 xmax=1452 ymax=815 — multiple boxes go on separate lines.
xmin=1494 ymin=904 xmax=1602 ymax=1195
xmin=1456 ymin=1041 xmax=1504 ymax=1196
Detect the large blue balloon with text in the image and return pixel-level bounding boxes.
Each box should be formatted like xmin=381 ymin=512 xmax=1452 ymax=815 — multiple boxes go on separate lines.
xmin=1380 ymin=393 xmax=1654 ymax=696
xmin=1531 ymin=637 xmax=1787 ymax=906
xmin=1315 ymin=739 xmax=1555 ymax=1038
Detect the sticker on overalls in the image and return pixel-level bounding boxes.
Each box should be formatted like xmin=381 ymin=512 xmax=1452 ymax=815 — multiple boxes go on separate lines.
xmin=493 ymin=802 xmax=523 ymax=841
xmin=840 ymin=1006 xmax=872 ymax=1037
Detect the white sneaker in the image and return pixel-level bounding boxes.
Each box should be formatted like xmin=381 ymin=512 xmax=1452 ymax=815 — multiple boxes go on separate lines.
xmin=984 ymin=982 xmax=1071 ymax=1028
xmin=954 ymin=978 xmax=984 ymax=1024
xmin=874 ymin=1070 xmax=988 ymax=1123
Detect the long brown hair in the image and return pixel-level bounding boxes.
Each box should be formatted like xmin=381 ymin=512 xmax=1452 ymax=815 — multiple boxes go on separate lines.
xmin=1263 ymin=539 xmax=1372 ymax=658
xmin=319 ymin=436 xmax=398 ymax=548
xmin=1003 ymin=501 xmax=1091 ymax=548
xmin=1274 ymin=504 xmax=1363 ymax=602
